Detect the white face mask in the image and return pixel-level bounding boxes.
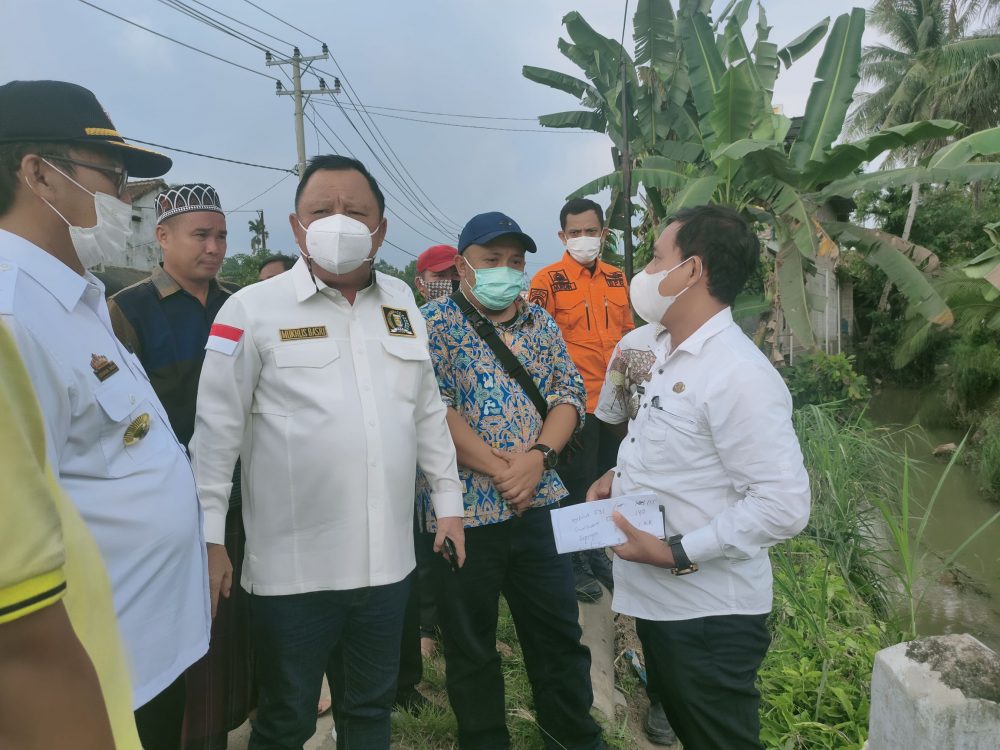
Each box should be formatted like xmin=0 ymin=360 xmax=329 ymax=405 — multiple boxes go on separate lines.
xmin=298 ymin=213 xmax=378 ymax=275
xmin=27 ymin=160 xmax=133 ymax=270
xmin=629 ymin=256 xmax=700 ymax=325
xmin=565 ymin=235 xmax=602 ymax=264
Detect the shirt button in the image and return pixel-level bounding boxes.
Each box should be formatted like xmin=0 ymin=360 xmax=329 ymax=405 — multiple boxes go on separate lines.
xmin=616 ymin=471 xmax=622 ymax=477
xmin=643 ymin=403 xmax=648 ymax=408
xmin=0 ymin=263 xmax=8 ymax=271
xmin=368 ymin=420 xmax=375 ymax=428
xmin=658 ymin=369 xmax=663 ymax=374
xmin=630 ymin=437 xmax=635 ymax=443
xmin=129 ymin=394 xmax=136 ymax=405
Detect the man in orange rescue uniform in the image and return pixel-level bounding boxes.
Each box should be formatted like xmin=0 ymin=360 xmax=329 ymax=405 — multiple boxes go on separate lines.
xmin=528 ymin=198 xmax=633 ymax=602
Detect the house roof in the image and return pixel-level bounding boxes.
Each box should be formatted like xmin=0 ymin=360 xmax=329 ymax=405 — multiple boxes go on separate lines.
xmin=124 ymin=178 xmax=167 ymax=202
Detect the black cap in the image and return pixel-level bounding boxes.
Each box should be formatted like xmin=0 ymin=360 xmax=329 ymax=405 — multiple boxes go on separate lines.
xmin=0 ymin=80 xmax=172 ymax=177
xmin=458 ymin=211 xmax=537 ymax=253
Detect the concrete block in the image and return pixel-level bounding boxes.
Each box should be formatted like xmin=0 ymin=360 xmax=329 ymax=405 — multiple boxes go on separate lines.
xmin=868 ymin=633 xmax=1000 ymax=750
xmin=578 ymin=590 xmax=616 ymax=723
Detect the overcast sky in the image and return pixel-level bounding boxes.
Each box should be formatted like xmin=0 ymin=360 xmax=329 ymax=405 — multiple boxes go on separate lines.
xmin=2 ymin=0 xmax=879 ymax=273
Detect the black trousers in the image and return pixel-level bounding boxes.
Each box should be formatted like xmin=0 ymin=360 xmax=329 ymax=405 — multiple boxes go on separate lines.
xmin=556 ymin=414 xmax=601 ymax=506
xmin=432 ymin=509 xmax=603 ymax=750
xmin=135 ymin=673 xmax=186 ymax=750
xmin=636 ymin=614 xmax=771 ymax=750
xmin=396 ymin=529 xmax=438 ymax=697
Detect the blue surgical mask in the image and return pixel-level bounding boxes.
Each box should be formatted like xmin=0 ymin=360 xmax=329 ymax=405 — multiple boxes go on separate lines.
xmin=463 ymin=257 xmax=525 ymax=310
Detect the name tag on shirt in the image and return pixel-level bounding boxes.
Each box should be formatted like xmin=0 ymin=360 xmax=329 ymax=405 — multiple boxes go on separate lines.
xmin=279 ymin=326 xmax=328 ymax=341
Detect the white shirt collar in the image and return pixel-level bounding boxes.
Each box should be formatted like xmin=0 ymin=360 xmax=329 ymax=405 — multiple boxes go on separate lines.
xmin=288 ymin=256 xmax=382 ymax=304
xmin=662 ymin=307 xmax=735 ymax=358
xmin=0 ymin=229 xmax=95 ymax=312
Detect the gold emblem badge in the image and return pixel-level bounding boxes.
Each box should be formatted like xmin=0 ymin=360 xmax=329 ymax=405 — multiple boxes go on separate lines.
xmin=90 ymin=353 xmax=120 ymax=382
xmin=673 ymin=382 xmax=686 ymax=394
xmin=123 ymin=413 xmax=151 ymax=446
xmin=381 ymin=306 xmax=416 ymax=337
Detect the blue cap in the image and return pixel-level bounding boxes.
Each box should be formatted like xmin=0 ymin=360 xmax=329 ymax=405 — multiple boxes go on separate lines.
xmin=458 ymin=211 xmax=537 ymax=254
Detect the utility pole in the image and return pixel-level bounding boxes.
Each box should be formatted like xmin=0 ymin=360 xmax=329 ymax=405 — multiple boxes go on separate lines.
xmin=266 ymin=45 xmax=341 ymax=177
xmin=619 ymin=54 xmax=634 ymax=281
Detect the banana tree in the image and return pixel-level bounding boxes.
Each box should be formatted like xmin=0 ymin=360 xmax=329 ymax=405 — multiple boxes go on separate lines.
xmin=523 ymin=0 xmax=1000 ymax=348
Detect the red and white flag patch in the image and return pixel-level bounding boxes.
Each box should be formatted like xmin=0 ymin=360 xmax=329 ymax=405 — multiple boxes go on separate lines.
xmin=206 ymin=323 xmax=244 ymax=356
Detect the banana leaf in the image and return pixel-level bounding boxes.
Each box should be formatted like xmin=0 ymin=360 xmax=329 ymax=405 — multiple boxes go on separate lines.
xmin=777 ymin=17 xmax=830 ymax=68
xmin=928 ymin=126 xmax=1000 ymax=168
xmin=680 ymin=10 xmax=726 ymax=120
xmin=789 ymin=9 xmax=864 ymax=169
xmin=820 ymin=162 xmax=1000 ymax=198
xmin=776 ymin=240 xmax=815 ymax=346
xmin=824 ymin=222 xmax=953 ymax=327
xmin=538 ymin=110 xmax=607 ymax=132
xmin=522 ymin=66 xmax=593 ymax=100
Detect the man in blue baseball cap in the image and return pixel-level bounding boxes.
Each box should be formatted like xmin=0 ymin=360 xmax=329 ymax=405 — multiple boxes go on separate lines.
xmin=416 ymin=211 xmax=606 ymax=749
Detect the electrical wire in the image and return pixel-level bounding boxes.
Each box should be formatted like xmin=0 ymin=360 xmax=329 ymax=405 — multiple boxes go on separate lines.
xmin=307 ymin=107 xmax=449 ymax=246
xmin=310 ymin=99 xmax=597 ymax=133
xmin=227 ymin=172 xmax=295 ymax=213
xmin=350 ymin=103 xmax=538 ymax=122
xmin=155 ymin=0 xmax=271 ymax=53
xmin=185 ymin=0 xmax=296 ymax=51
xmin=317 ymin=93 xmax=455 ymax=235
xmin=238 ymin=0 xmax=325 ymax=45
xmin=75 ymin=0 xmax=275 ymax=80
xmin=120 ymin=137 xmax=296 ymax=172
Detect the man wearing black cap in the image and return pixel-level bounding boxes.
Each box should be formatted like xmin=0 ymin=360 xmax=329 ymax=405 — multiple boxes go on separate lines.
xmin=417 ymin=212 xmax=605 ymax=749
xmin=0 ymin=80 xmax=210 ymax=749
xmin=108 ymin=184 xmax=255 ymax=749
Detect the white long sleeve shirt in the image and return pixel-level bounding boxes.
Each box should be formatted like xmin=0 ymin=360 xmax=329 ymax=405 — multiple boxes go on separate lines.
xmin=190 ymin=259 xmax=463 ymax=595
xmin=0 ymin=230 xmax=209 ymax=708
xmin=595 ymin=307 xmax=811 ymax=621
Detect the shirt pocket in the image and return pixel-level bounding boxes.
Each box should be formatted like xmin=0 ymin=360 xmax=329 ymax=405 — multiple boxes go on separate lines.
xmin=381 ymin=339 xmax=430 ymax=402
xmin=94 ymin=380 xmax=167 ymax=478
xmin=640 ymin=399 xmax=712 ymax=470
xmin=270 ymin=340 xmax=342 ymax=414
xmin=603 ymin=295 xmax=630 ymax=333
xmin=554 ymin=295 xmax=591 ymax=341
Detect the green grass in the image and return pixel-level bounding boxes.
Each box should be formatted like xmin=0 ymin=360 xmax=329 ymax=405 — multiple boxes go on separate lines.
xmin=392 ymin=598 xmax=637 ymax=750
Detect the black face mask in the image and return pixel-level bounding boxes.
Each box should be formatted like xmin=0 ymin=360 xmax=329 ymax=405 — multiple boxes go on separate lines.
xmin=421 ymin=278 xmax=460 ymax=301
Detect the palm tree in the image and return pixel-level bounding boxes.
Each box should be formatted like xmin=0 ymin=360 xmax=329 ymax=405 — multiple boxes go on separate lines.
xmin=853 ymin=0 xmax=1000 ymax=241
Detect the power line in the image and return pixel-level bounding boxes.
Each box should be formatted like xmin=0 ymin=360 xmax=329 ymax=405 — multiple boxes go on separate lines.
xmin=310 ymin=99 xmax=597 ymax=133
xmin=75 ymin=0 xmax=275 ymax=81
xmin=155 ymin=0 xmax=270 ymax=53
xmin=306 ymin=107 xmax=449 ymax=245
xmin=309 ymin=99 xmax=456 ymax=238
xmin=353 ymin=103 xmax=538 ymax=122
xmin=184 ymin=0 xmax=296 ymax=50
xmin=238 ymin=0 xmax=324 ymax=45
xmin=318 ymin=93 xmax=453 ymax=234
xmin=227 ymin=172 xmax=295 ymax=213
xmin=314 ymin=61 xmax=464 ymax=233
xmin=121 ymin=137 xmax=295 ymax=172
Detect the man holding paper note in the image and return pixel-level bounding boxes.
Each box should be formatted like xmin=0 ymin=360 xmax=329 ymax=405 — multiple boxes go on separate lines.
xmin=589 ymin=205 xmax=811 ymax=750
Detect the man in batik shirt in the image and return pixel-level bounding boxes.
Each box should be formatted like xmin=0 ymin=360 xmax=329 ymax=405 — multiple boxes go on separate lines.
xmin=417 ymin=211 xmax=606 ymax=750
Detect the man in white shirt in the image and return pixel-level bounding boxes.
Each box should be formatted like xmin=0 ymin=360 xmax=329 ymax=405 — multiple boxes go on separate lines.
xmin=189 ymin=154 xmax=466 ymax=750
xmin=0 ymin=79 xmax=210 ymax=749
xmin=589 ymin=205 xmax=811 ymax=750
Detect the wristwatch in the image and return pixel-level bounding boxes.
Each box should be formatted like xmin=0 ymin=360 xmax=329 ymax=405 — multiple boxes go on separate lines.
xmin=530 ymin=443 xmax=559 ymax=470
xmin=668 ymin=535 xmax=699 ymax=576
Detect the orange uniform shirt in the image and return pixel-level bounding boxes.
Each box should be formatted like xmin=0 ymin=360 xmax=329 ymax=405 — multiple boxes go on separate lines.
xmin=529 ymin=252 xmax=634 ymax=413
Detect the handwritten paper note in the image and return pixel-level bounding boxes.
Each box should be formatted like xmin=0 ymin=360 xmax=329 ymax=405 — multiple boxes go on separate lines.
xmin=550 ymin=494 xmax=664 ymax=554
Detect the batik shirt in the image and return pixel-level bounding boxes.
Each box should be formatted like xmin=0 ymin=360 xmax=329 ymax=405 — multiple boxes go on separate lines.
xmin=417 ymin=296 xmax=587 ymax=529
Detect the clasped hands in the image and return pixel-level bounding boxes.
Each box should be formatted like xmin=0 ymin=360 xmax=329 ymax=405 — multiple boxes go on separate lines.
xmin=489 ymin=447 xmax=545 ymax=515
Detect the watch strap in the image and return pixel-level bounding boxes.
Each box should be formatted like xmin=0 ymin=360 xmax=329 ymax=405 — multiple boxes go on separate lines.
xmin=668 ymin=534 xmax=698 ymax=575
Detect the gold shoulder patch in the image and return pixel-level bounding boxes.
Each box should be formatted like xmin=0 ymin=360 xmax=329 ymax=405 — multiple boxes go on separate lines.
xmin=279 ymin=326 xmax=328 ymax=341
xmin=381 ymin=306 xmax=416 ymax=337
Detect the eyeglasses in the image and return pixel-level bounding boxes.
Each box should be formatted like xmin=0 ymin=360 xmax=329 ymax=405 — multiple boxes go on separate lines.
xmin=41 ymin=155 xmax=128 ymax=197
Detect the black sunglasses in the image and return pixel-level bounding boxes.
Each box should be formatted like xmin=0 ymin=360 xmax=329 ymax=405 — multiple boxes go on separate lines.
xmin=42 ymin=155 xmax=128 ymax=197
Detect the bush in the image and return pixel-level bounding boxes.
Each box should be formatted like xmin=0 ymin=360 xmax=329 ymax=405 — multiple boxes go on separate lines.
xmin=760 ymin=539 xmax=888 ymax=750
xmin=782 ymin=352 xmax=870 ymax=411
